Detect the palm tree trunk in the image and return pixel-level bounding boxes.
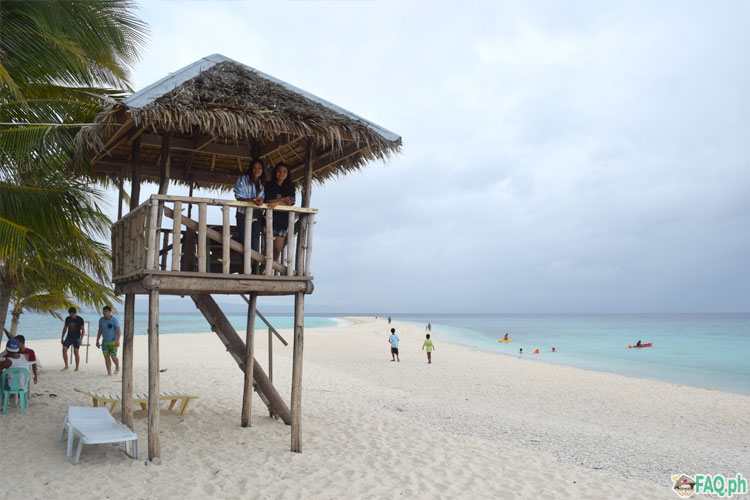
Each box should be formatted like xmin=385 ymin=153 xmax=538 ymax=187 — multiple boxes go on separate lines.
xmin=9 ymin=308 xmax=21 ymax=338
xmin=0 ymin=279 xmax=12 ymax=339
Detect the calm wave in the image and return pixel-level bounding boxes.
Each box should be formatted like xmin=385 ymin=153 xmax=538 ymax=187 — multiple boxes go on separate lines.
xmin=390 ymin=313 xmax=750 ymax=395
xmin=9 ymin=312 xmax=341 ymax=340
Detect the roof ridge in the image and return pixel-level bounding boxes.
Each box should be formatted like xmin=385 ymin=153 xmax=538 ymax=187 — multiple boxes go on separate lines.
xmin=122 ymin=54 xmax=400 ymax=143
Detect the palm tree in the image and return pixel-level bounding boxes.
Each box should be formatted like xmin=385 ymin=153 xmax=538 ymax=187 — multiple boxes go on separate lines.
xmin=8 ymin=291 xmax=74 ymax=339
xmin=1 ymin=0 xmax=148 ymax=173
xmin=0 ymin=176 xmax=118 ymax=336
xmin=0 ymin=1 xmax=149 ymax=335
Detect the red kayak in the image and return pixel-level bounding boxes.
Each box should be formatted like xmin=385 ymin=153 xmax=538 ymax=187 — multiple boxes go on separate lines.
xmin=628 ymin=343 xmax=653 ymax=348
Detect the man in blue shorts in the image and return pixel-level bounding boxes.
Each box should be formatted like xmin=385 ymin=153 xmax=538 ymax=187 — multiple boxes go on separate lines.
xmin=95 ymin=305 xmax=121 ymax=376
xmin=61 ymin=307 xmax=85 ymax=371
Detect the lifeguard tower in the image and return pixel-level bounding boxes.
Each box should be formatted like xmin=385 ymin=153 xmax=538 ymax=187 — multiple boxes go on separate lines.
xmin=78 ymin=54 xmax=401 ymax=459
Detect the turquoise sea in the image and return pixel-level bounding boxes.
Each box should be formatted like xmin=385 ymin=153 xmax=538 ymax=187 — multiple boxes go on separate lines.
xmin=7 ymin=312 xmax=342 ymax=341
xmin=390 ymin=313 xmax=750 ymax=396
xmin=7 ymin=312 xmax=749 ymax=395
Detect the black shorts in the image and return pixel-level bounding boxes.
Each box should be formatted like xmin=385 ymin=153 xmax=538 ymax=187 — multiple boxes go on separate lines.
xmin=391 ymin=347 xmax=399 ymax=355
xmin=63 ymin=337 xmax=81 ymax=349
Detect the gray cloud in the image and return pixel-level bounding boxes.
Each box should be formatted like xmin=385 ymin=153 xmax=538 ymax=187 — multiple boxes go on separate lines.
xmin=118 ymin=0 xmax=750 ymax=313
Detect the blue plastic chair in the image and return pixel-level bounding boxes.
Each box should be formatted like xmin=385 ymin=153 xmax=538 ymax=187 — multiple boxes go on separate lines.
xmin=2 ymin=367 xmax=29 ymax=414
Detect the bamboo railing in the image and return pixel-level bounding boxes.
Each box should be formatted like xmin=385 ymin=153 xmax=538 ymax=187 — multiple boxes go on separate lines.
xmin=112 ymin=194 xmax=317 ymax=282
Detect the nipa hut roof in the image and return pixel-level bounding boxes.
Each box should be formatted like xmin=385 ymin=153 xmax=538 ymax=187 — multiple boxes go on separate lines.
xmin=78 ymin=54 xmax=402 ymax=189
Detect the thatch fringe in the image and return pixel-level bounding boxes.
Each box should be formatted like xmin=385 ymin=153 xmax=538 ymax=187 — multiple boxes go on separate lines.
xmin=78 ymin=61 xmax=401 ymax=189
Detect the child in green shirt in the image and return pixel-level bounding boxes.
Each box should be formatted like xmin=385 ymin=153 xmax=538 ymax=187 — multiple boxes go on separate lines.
xmin=422 ymin=334 xmax=435 ymax=364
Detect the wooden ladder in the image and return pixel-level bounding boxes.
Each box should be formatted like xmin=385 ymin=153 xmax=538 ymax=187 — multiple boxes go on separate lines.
xmin=190 ymin=294 xmax=291 ymax=424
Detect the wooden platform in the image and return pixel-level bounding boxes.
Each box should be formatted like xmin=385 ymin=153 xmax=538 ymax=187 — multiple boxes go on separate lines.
xmin=114 ymin=270 xmax=314 ymax=296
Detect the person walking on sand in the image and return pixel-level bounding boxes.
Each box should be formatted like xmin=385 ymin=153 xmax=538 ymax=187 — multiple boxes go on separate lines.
xmin=61 ymin=306 xmax=84 ymax=371
xmin=389 ymin=328 xmax=400 ymax=362
xmin=388 ymin=316 xmax=391 ymax=324
xmin=95 ymin=306 xmax=120 ymax=376
xmin=422 ymin=334 xmax=435 ymax=364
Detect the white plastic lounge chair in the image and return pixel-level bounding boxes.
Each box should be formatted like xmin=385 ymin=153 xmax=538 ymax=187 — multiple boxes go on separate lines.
xmin=60 ymin=406 xmax=138 ymax=464
xmin=60 ymin=407 xmax=115 ymax=455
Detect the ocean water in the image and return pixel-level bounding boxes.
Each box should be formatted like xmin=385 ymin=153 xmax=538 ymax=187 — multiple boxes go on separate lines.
xmin=8 ymin=312 xmax=342 ymax=341
xmin=390 ymin=314 xmax=750 ymax=395
xmin=9 ymin=312 xmax=749 ymax=395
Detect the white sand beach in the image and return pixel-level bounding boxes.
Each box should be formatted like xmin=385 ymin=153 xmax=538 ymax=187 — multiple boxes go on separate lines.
xmin=2 ymin=317 xmax=748 ymax=499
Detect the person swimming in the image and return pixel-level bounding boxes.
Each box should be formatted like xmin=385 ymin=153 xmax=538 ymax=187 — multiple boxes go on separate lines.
xmin=552 ymin=347 xmax=557 ymax=352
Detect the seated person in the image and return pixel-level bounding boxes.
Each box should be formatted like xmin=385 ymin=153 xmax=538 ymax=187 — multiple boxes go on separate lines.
xmin=16 ymin=335 xmax=38 ymax=384
xmin=0 ymin=339 xmax=33 ymax=390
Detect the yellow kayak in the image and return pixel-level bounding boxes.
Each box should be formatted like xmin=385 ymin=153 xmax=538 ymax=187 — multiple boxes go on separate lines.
xmin=498 ymin=339 xmax=513 ymax=343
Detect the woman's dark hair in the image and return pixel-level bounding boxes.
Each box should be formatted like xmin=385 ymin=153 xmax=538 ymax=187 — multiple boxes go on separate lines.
xmin=270 ymin=162 xmax=293 ymax=190
xmin=247 ymin=158 xmax=268 ymax=192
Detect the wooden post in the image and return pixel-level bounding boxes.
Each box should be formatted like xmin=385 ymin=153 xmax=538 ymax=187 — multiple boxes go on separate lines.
xmin=146 ymin=201 xmax=159 ymax=271
xmin=301 ymin=139 xmax=315 ymax=208
xmin=290 ymin=291 xmax=305 ymax=452
xmin=158 ymin=133 xmax=171 ymax=195
xmin=243 ymin=208 xmax=253 ymax=274
xmin=198 ymin=203 xmax=207 ymax=273
xmin=112 ymin=223 xmax=120 ymax=277
xmin=123 ymin=136 xmax=140 ymax=432
xmin=304 ymin=214 xmax=315 ymax=277
xmin=156 ymin=136 xmax=170 ymax=260
xmin=264 ymin=209 xmax=273 ymax=276
xmin=123 ymin=217 xmax=131 ymax=276
xmin=117 ymin=165 xmax=124 ymax=220
xmin=147 ymin=288 xmax=160 ymax=460
xmin=171 ymin=201 xmax=182 ymax=271
xmin=130 ymin=137 xmax=141 ymax=211
xmin=137 ymin=210 xmax=147 ymax=271
xmin=187 ymin=182 xmax=194 ymax=219
xmin=268 ymin=327 xmax=273 ymax=383
xmin=222 ymin=205 xmax=231 ymax=274
xmin=121 ymin=293 xmax=135 ymax=430
xmin=116 ymin=223 xmax=122 ymax=277
xmin=295 ymin=139 xmax=315 ymax=273
xmin=160 ymin=231 xmax=169 ymax=270
xmin=240 ymin=292 xmax=257 ymax=427
xmin=286 ymin=212 xmax=295 ymax=276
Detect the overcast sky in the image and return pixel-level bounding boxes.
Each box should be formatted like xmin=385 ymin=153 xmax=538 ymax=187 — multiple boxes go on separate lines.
xmin=118 ymin=0 xmax=750 ymax=313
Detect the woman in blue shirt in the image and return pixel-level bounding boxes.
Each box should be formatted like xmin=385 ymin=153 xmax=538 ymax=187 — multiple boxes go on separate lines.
xmin=234 ymin=159 xmax=267 ymax=256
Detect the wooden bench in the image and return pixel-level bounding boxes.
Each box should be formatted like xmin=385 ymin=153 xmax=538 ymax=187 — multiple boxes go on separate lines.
xmin=74 ymin=387 xmax=198 ymax=416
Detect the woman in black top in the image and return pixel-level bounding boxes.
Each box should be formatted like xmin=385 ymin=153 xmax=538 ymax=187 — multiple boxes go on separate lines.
xmin=264 ymin=162 xmax=296 ymax=261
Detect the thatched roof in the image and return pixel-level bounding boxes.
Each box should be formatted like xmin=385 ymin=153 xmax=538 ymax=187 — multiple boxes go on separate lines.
xmin=78 ymin=54 xmax=402 ymax=189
